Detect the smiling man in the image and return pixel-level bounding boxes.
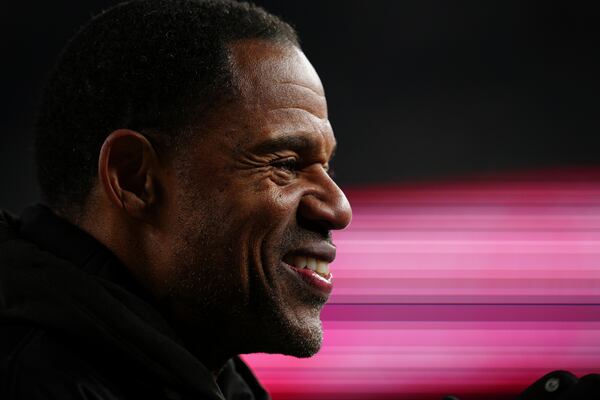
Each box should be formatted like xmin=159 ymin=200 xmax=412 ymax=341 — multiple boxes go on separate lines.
xmin=0 ymin=1 xmax=351 ymax=399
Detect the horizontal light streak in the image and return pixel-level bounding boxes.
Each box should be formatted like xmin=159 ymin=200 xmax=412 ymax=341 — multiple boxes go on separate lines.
xmin=336 ymin=240 xmax=600 ymax=254
xmin=348 ymin=215 xmax=600 ymax=230
xmin=333 ymin=253 xmax=600 ymax=270
xmin=244 ymin=168 xmax=600 ymax=399
xmin=332 ymin=269 xmax=600 ymax=279
xmin=320 ymin=305 xmax=600 ymax=322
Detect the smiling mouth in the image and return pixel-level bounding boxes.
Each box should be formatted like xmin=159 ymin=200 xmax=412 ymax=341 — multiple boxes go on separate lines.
xmin=282 ymin=253 xmax=333 ymax=295
xmin=283 ymin=255 xmax=330 ymax=277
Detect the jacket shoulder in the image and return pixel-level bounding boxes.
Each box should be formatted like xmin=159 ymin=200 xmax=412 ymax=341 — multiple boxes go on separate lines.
xmin=0 ymin=323 xmax=124 ymax=400
xmin=517 ymin=370 xmax=600 ymax=400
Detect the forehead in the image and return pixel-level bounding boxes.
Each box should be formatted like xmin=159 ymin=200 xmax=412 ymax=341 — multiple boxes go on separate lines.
xmin=228 ymin=39 xmax=325 ymax=104
xmin=224 ymin=39 xmax=335 ymax=152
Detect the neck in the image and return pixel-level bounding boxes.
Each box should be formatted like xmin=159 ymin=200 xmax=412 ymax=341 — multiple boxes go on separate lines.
xmin=158 ymin=300 xmax=242 ymax=380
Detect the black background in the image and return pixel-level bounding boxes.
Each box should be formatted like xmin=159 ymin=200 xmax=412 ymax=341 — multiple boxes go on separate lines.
xmin=2 ymin=1 xmax=599 ymax=212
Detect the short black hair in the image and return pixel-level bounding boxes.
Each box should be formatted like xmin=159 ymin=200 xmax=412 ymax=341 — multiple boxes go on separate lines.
xmin=35 ymin=0 xmax=298 ymax=215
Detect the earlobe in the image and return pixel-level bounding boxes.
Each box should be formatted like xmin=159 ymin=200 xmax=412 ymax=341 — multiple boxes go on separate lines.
xmin=98 ymin=129 xmax=160 ymax=220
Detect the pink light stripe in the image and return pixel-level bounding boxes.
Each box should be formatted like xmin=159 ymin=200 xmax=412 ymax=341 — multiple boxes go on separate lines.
xmin=330 ymin=278 xmax=600 ymax=288
xmin=316 ymin=329 xmax=598 ymax=347
xmin=329 ymin=295 xmax=600 ymax=304
xmin=247 ymin=354 xmax=600 ymax=370
xmin=333 ymin=269 xmax=600 ymax=279
xmin=346 ymin=186 xmax=600 ymax=200
xmin=245 ymin=368 xmax=592 ymax=379
xmin=322 ymin=321 xmax=600 ymax=330
xmin=347 ymin=215 xmax=600 ymax=230
xmin=332 ymin=252 xmax=600 ymax=270
xmin=329 ymin=288 xmax=600 ymax=296
xmin=320 ymin=305 xmax=600 ymax=321
xmin=308 ymin=346 xmax=600 ymax=355
xmin=345 ymin=206 xmax=600 ymax=216
xmin=336 ymin=239 xmax=600 ymax=253
xmin=254 ymin=373 xmax=596 ymax=387
xmin=336 ymin=231 xmax=600 ymax=241
xmin=243 ymin=169 xmax=600 ymax=399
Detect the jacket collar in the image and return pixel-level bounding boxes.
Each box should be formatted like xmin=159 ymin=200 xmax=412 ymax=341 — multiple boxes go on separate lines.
xmin=19 ymin=204 xmax=151 ymax=301
xmin=0 ymin=204 xmax=268 ymax=400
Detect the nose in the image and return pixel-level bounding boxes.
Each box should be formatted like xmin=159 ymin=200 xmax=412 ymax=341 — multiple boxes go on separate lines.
xmin=297 ymin=168 xmax=353 ymax=232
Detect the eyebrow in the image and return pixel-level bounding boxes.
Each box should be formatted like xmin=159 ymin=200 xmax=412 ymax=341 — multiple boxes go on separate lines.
xmin=250 ymin=133 xmax=337 ymax=159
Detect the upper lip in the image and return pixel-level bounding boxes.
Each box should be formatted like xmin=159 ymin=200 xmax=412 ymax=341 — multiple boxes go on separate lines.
xmin=284 ymin=242 xmax=336 ymax=264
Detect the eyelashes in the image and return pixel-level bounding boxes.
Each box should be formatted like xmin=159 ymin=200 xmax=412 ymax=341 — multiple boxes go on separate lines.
xmin=270 ymin=157 xmax=335 ymax=179
xmin=270 ymin=158 xmax=299 ymax=173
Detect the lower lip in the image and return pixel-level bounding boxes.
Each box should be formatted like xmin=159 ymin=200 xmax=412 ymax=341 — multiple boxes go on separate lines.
xmin=285 ymin=264 xmax=333 ymax=295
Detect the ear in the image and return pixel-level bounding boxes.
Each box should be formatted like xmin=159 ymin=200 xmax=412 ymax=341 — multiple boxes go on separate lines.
xmin=98 ymin=129 xmax=161 ymax=220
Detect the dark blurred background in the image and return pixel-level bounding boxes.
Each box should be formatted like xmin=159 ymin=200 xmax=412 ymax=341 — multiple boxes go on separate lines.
xmin=2 ymin=1 xmax=599 ymax=213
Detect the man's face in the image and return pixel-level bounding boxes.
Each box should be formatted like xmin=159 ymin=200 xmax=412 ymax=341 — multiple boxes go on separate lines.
xmin=158 ymin=39 xmax=352 ymax=358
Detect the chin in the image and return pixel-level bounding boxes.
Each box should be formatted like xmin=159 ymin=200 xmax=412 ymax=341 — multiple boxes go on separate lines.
xmin=286 ymin=324 xmax=323 ymax=358
xmin=261 ymin=310 xmax=324 ymax=358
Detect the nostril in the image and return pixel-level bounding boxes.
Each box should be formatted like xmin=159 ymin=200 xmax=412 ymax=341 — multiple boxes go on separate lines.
xmin=297 ymin=189 xmax=352 ymax=231
xmin=297 ymin=214 xmax=332 ymax=238
xmin=297 ymin=194 xmax=338 ymax=230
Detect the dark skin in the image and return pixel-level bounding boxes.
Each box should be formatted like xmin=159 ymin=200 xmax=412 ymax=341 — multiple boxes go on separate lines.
xmin=80 ymin=39 xmax=352 ymax=379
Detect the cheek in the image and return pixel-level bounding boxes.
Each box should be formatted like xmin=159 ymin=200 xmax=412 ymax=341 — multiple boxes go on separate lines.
xmin=233 ymin=183 xmax=302 ymax=231
xmin=234 ymin=186 xmax=303 ymax=272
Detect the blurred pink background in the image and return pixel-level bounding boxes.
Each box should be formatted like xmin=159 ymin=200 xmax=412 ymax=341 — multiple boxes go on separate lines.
xmin=244 ymin=167 xmax=600 ymax=400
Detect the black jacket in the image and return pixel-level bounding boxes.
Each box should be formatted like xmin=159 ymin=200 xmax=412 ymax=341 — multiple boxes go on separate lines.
xmin=0 ymin=205 xmax=269 ymax=400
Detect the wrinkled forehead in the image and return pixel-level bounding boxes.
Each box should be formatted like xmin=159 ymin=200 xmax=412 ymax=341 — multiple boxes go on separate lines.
xmin=227 ymin=39 xmax=327 ymax=119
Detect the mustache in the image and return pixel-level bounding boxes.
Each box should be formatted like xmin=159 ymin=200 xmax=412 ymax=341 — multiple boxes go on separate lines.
xmin=277 ymin=226 xmax=333 ymax=254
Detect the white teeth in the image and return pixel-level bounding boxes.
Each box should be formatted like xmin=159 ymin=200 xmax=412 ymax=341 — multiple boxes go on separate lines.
xmin=306 ymin=257 xmax=317 ymax=271
xmin=316 ymin=260 xmax=329 ymax=275
xmin=287 ymin=255 xmax=330 ymax=276
xmin=293 ymin=256 xmax=307 ymax=269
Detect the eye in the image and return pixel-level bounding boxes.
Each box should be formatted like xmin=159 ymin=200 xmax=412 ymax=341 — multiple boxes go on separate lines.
xmin=270 ymin=157 xmax=298 ymax=173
